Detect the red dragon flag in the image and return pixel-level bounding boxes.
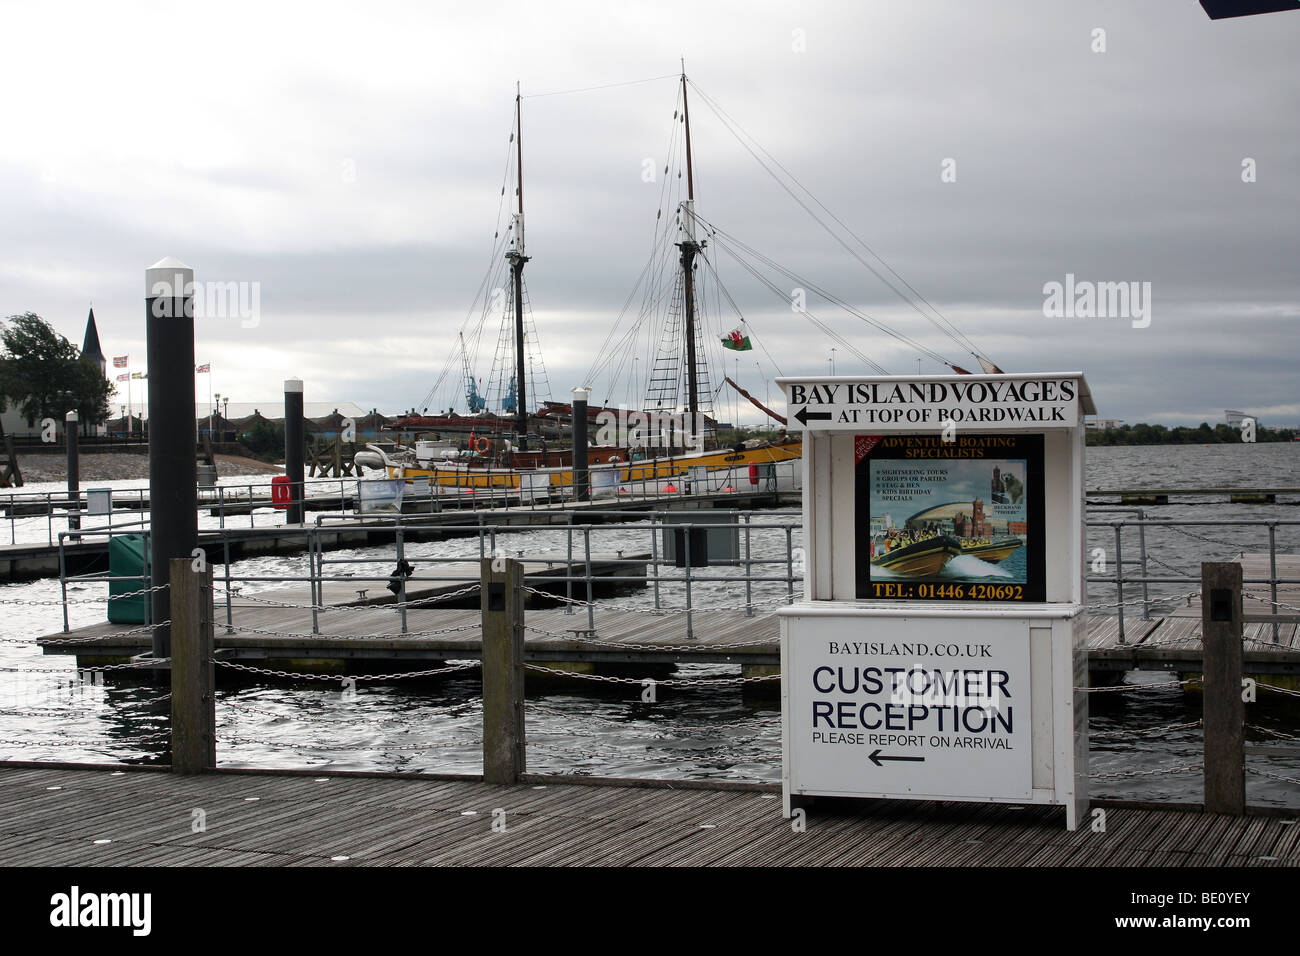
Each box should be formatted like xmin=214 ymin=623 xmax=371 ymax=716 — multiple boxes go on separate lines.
xmin=721 ymin=327 xmax=752 ymax=351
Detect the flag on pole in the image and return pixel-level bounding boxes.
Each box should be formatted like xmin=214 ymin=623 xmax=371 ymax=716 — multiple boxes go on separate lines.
xmin=131 ymin=371 xmax=147 ymax=380
xmin=721 ymin=328 xmax=752 ymax=351
xmin=116 ymin=373 xmax=129 ymax=382
xmin=113 ymin=356 xmax=128 ymax=368
xmin=196 ymin=363 xmax=211 ymax=373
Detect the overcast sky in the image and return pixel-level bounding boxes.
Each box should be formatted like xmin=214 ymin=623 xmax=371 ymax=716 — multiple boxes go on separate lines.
xmin=2 ymin=0 xmax=1296 ymax=426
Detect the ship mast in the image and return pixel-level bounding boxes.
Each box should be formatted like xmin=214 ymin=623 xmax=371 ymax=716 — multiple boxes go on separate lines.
xmin=677 ymin=64 xmax=702 ymax=445
xmin=507 ymin=81 xmax=530 ymax=450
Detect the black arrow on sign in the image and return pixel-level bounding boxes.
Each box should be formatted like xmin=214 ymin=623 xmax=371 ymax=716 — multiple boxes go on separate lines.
xmin=794 ymin=406 xmax=832 ymax=426
xmin=868 ymin=749 xmax=925 ymax=767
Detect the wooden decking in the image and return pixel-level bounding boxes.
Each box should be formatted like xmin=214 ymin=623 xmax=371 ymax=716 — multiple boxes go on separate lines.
xmin=1 ymin=765 xmax=1296 ymax=866
xmin=40 ymin=605 xmax=1300 ymax=673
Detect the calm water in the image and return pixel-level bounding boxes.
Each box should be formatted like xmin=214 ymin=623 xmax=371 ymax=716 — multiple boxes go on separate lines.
xmin=2 ymin=442 xmax=1298 ymax=807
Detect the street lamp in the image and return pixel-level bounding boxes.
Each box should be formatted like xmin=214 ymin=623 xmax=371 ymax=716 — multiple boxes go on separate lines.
xmin=211 ymin=392 xmax=219 ymax=440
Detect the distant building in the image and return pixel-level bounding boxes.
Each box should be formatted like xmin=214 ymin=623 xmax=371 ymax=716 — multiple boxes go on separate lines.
xmin=1085 ymin=417 xmax=1124 ymax=430
xmin=953 ymin=499 xmax=992 ymax=539
xmin=1224 ymin=409 xmax=1260 ymax=427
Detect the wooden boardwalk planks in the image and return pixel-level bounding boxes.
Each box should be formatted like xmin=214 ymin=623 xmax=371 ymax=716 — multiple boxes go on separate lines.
xmin=34 ymin=582 xmax=1300 ymax=672
xmin=2 ymin=765 xmax=1296 ymax=867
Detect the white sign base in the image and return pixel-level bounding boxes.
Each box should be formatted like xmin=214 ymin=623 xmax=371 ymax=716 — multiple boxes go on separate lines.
xmin=780 ymin=602 xmax=1088 ymax=829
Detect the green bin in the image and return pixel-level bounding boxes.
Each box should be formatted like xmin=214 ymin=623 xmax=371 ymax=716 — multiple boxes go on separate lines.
xmin=107 ymin=534 xmax=150 ymax=624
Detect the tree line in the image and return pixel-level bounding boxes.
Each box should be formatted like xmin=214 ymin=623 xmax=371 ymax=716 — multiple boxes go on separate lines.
xmin=0 ymin=313 xmax=113 ymax=435
xmin=1086 ymin=422 xmax=1296 ymax=445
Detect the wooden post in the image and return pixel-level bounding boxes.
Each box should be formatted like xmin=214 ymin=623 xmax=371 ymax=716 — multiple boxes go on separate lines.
xmin=1201 ymin=561 xmax=1244 ymax=814
xmin=170 ymin=557 xmax=216 ymax=774
xmin=481 ymin=557 xmax=525 ymax=784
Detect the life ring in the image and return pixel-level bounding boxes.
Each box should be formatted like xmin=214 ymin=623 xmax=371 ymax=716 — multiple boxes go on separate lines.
xmin=271 ymin=475 xmax=292 ymax=510
xmin=473 ymin=436 xmax=491 ymax=455
xmin=608 ymin=455 xmax=622 ymax=463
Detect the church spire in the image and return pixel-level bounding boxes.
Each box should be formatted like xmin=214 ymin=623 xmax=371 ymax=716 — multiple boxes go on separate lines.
xmin=81 ymin=306 xmax=106 ymax=373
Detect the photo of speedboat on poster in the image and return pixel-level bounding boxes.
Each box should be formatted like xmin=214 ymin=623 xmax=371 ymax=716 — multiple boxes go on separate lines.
xmin=854 ymin=433 xmax=1045 ymax=602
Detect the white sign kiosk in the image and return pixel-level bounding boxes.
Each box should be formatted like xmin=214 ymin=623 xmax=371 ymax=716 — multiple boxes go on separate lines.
xmin=778 ymin=372 xmax=1095 ymax=829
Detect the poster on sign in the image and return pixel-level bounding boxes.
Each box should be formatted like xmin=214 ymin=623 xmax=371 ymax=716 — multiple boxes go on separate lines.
xmin=854 ymin=433 xmax=1045 ymax=602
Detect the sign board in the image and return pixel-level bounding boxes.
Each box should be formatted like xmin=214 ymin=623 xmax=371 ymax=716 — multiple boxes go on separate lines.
xmin=785 ymin=614 xmax=1032 ymax=799
xmin=519 ymin=471 xmax=551 ymax=504
xmin=855 ymin=433 xmax=1045 ymax=602
xmin=775 ymin=372 xmax=1093 ymax=830
xmin=86 ymin=488 xmax=112 ymax=517
xmin=659 ymin=510 xmax=740 ymax=567
xmin=783 ymin=376 xmax=1082 ymax=431
xmin=357 ymin=478 xmax=405 ymax=514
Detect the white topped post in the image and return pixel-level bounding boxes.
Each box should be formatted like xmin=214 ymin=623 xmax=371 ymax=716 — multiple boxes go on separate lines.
xmin=145 ymin=256 xmax=198 ymax=659
xmin=284 ymin=378 xmax=305 ymax=524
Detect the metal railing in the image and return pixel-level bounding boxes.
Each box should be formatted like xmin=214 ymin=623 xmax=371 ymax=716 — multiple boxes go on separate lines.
xmin=44 ymin=497 xmax=1300 ymax=649
xmin=1085 ymin=517 xmax=1300 ymax=643
xmin=52 ymin=509 xmax=805 ymax=637
xmin=0 ymin=460 xmax=801 ymax=547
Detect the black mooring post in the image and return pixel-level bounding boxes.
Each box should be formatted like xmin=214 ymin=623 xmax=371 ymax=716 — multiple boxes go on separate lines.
xmin=1202 ymin=561 xmax=1245 ymax=814
xmin=284 ymin=378 xmax=304 ymax=525
xmin=571 ymin=386 xmax=590 ymax=503
xmin=145 ymin=257 xmax=198 ymax=659
xmin=65 ymin=410 xmax=79 ymax=531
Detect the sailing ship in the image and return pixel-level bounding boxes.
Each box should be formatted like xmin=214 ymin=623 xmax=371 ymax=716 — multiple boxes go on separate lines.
xmin=358 ymin=73 xmax=801 ymax=492
xmin=358 ymin=69 xmax=1004 ymax=493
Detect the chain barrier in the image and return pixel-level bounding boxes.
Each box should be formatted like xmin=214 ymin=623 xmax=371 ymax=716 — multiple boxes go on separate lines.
xmin=0 ymin=656 xmax=170 ymax=673
xmin=213 ymin=658 xmax=480 ymax=682
xmin=1245 ymin=767 xmax=1300 ymax=787
xmin=8 ymin=620 xmax=172 ymax=646
xmin=1143 ymin=551 xmax=1196 ymax=578
xmin=1090 ymin=719 xmax=1203 ymax=741
xmin=220 ymin=621 xmax=479 ymax=641
xmin=1090 ymin=762 xmax=1203 ymax=780
xmin=1255 ymin=681 xmax=1300 ymax=699
xmin=220 ymin=699 xmax=481 ymax=725
xmin=0 ymin=730 xmax=171 ymax=748
xmin=1241 ymin=592 xmax=1300 ymax=615
xmin=219 ymin=733 xmax=482 ymax=752
xmin=522 ymin=624 xmax=774 ymax=651
xmin=219 ymin=583 xmax=482 ymax=612
xmin=524 ymin=701 xmax=777 ymax=736
xmin=1247 ymin=723 xmax=1300 ymax=742
xmin=523 ymin=663 xmax=779 ymax=686
xmin=528 ymin=741 xmax=776 ymax=764
xmin=0 ymin=584 xmax=169 ymax=606
xmin=1084 ymin=592 xmax=1198 ymax=612
xmin=1079 ymin=678 xmax=1198 ymax=694
xmin=1161 ymin=523 xmax=1259 ymax=553
xmin=519 ymin=584 xmax=793 ymax=613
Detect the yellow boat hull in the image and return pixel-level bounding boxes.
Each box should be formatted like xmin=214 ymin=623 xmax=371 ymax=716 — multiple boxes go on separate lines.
xmin=387 ymin=442 xmax=802 ymax=489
